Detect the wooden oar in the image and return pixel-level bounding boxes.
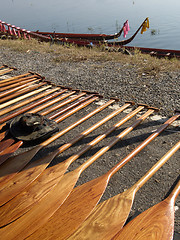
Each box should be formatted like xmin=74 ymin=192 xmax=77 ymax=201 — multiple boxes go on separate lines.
xmin=0 ymin=78 xmax=40 ymax=96
xmin=0 ymin=139 xmax=15 ymax=153
xmin=0 ymin=93 xmax=97 ymax=165
xmin=0 ymin=85 xmax=51 ymax=110
xmin=69 ymin=141 xmax=180 ymax=240
xmin=0 ymin=92 xmax=92 ymax=155
xmin=0 ymin=87 xmax=63 ymax=120
xmin=0 ymin=81 xmax=47 ymax=104
xmin=0 ymin=130 xmax=8 ymax=141
xmin=27 ymin=112 xmax=179 ymax=240
xmin=0 ymin=101 xmax=132 ymax=225
xmin=0 ymin=93 xmax=97 ymax=163
xmin=0 ymin=71 xmax=30 ymax=82
xmin=0 ymin=101 xmax=135 ymax=208
xmin=0 ymin=107 xmax=154 ymax=239
xmin=0 ymin=67 xmax=16 ymax=76
xmin=0 ymin=85 xmax=53 ymax=132
xmin=0 ymin=74 xmax=41 ymax=90
xmin=0 ymin=141 xmax=24 ymax=165
xmin=0 ymin=89 xmax=76 ymax=126
xmin=0 ymin=75 xmax=40 ymax=90
xmin=0 ymin=86 xmax=61 ymax=117
xmin=0 ymin=73 xmax=37 ymax=87
xmin=31 ymin=91 xmax=86 ymax=117
xmin=112 ymin=177 xmax=180 ymax=240
xmin=0 ymin=79 xmax=40 ymax=99
xmin=0 ymin=96 xmax=107 ymax=188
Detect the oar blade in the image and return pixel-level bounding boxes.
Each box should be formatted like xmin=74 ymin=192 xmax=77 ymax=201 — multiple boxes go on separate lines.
xmin=69 ymin=188 xmax=135 ymax=240
xmin=112 ymin=200 xmax=175 ymax=240
xmin=0 ymin=145 xmax=42 ymax=187
xmin=0 ymin=130 xmax=8 ymax=141
xmin=0 ymin=150 xmax=58 ymax=206
xmin=0 ymin=169 xmax=82 ymax=239
xmin=27 ymin=174 xmax=109 ymax=240
xmin=0 ymin=160 xmax=70 ymax=227
xmin=0 ymin=138 xmax=15 ymax=153
xmin=0 ymin=141 xmax=23 ymax=166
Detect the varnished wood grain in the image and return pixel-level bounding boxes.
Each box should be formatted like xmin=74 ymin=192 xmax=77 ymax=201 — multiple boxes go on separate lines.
xmin=0 ymin=96 xmax=101 ymax=189
xmin=27 ymin=174 xmax=109 ymax=240
xmin=0 ymin=72 xmax=30 ymax=85
xmin=0 ymin=141 xmax=23 ymax=166
xmin=112 ymin=180 xmax=180 ymax=240
xmin=0 ymin=102 xmax=130 ymax=226
xmin=0 ymin=168 xmax=89 ymax=240
xmin=0 ymin=149 xmax=59 ymax=206
xmin=0 ymin=106 xmax=144 ymax=239
xmin=26 ymin=114 xmax=179 ymax=240
xmin=0 ymin=85 xmax=51 ymax=110
xmin=0 ymin=159 xmax=69 ymax=227
xmin=0 ymin=145 xmax=42 ymax=188
xmin=68 ymin=189 xmax=135 ymax=240
xmin=68 ymin=141 xmax=180 ymax=240
xmin=0 ymin=138 xmax=14 ymax=153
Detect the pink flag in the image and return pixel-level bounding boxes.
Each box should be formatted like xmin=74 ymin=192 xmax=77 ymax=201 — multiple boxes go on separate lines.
xmin=123 ymin=20 xmax=130 ymax=38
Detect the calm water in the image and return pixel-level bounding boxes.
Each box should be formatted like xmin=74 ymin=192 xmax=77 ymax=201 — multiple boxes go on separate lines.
xmin=0 ymin=0 xmax=180 ymax=50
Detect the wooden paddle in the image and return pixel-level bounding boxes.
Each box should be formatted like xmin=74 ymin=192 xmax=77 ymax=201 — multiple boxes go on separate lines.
xmin=27 ymin=112 xmax=179 ymax=240
xmin=0 ymin=96 xmax=107 ymax=188
xmin=0 ymin=93 xmax=98 ymax=170
xmin=0 ymin=93 xmax=95 ymax=162
xmin=0 ymin=76 xmax=41 ymax=92
xmin=0 ymin=107 xmax=154 ymax=239
xmin=0 ymin=85 xmax=51 ymax=110
xmin=0 ymin=90 xmax=79 ymax=139
xmin=112 ymin=177 xmax=180 ymax=240
xmin=0 ymin=90 xmax=80 ymax=161
xmin=69 ymin=140 xmax=180 ymax=240
xmin=0 ymin=85 xmax=53 ymax=132
xmin=0 ymin=81 xmax=47 ymax=104
xmin=0 ymin=101 xmax=132 ymax=226
xmin=0 ymin=139 xmax=15 ymax=153
xmin=0 ymin=74 xmax=40 ymax=88
xmin=0 ymin=130 xmax=8 ymax=141
xmin=0 ymin=88 xmax=75 ymax=140
xmin=0 ymin=67 xmax=16 ymax=76
xmin=0 ymin=87 xmax=63 ymax=120
xmin=0 ymin=79 xmax=40 ymax=98
xmin=0 ymin=141 xmax=24 ymax=165
xmin=0 ymin=101 xmax=136 ymax=209
xmin=0 ymin=72 xmax=29 ymax=81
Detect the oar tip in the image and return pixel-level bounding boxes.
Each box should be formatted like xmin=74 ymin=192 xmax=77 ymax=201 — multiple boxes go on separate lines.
xmin=147 ymin=106 xmax=159 ymax=112
xmin=110 ymin=97 xmax=120 ymax=102
xmin=137 ymin=103 xmax=149 ymax=108
xmin=125 ymin=101 xmax=135 ymax=105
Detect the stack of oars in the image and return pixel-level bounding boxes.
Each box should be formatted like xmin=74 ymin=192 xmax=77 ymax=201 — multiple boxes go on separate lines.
xmin=0 ymin=67 xmax=179 ymax=240
xmin=0 ymin=64 xmax=16 ymax=76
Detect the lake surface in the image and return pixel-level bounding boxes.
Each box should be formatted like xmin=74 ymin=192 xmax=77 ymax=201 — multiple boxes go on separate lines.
xmin=0 ymin=0 xmax=180 ymax=50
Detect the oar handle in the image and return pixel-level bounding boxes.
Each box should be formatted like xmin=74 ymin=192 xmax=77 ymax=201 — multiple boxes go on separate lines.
xmin=30 ymin=90 xmax=73 ymax=115
xmin=131 ymin=141 xmax=180 ymax=193
xmin=78 ymin=107 xmax=154 ymax=173
xmin=166 ymin=179 xmax=180 ymax=205
xmin=40 ymin=96 xmax=111 ymax=147
xmin=55 ymin=101 xmax=130 ymax=155
xmin=107 ymin=111 xmax=180 ymax=178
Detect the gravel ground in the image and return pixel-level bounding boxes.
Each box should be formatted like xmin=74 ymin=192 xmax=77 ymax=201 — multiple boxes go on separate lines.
xmin=0 ymin=46 xmax=179 ymax=237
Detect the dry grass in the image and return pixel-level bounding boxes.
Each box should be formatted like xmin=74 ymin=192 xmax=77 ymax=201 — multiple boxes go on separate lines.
xmin=0 ymin=38 xmax=180 ymax=76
